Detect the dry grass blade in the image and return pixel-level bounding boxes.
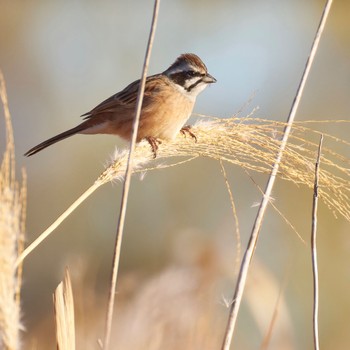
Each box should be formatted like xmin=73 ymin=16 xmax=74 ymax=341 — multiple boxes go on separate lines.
xmin=219 ymin=160 xmax=241 ymax=274
xmin=54 ymin=268 xmax=76 ymax=350
xmin=16 ymin=183 xmax=99 ymax=266
xmin=259 ymin=266 xmax=291 ymax=350
xmin=241 ymin=166 xmax=304 ymax=243
xmin=311 ymin=135 xmax=323 ymax=350
xmin=0 ymin=70 xmax=26 ymax=350
xmin=15 ymin=169 xmax=26 ymax=307
xmin=102 ymin=1 xmax=160 ymax=349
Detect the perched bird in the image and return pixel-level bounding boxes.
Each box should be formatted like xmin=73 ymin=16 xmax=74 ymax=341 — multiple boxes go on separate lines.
xmin=24 ymin=53 xmax=216 ymax=157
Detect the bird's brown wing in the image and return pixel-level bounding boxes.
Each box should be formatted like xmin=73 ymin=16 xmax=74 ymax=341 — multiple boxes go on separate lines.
xmin=81 ymin=74 xmax=162 ymax=120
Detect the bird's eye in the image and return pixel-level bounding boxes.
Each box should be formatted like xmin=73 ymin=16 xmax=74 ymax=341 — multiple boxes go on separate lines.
xmin=186 ymin=70 xmax=196 ymax=77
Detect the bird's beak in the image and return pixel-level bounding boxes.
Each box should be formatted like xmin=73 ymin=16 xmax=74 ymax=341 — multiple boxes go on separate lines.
xmin=204 ymin=73 xmax=217 ymax=84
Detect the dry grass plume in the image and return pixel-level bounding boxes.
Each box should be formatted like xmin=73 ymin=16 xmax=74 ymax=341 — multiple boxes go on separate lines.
xmin=18 ymin=114 xmax=350 ymax=265
xmin=99 ymin=115 xmax=350 ymax=221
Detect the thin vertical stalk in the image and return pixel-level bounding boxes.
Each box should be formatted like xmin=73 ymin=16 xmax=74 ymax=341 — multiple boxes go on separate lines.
xmin=102 ymin=1 xmax=160 ymax=349
xmin=221 ymin=1 xmax=333 ymax=349
xmin=311 ymin=135 xmax=323 ymax=350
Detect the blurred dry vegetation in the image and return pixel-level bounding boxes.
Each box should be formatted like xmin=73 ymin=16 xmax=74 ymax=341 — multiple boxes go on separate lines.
xmin=0 ymin=72 xmax=26 ymax=350
xmin=1 ymin=1 xmax=350 ymax=349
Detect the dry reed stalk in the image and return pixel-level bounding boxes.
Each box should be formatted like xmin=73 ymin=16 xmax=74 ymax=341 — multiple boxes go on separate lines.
xmin=311 ymin=135 xmax=323 ymax=350
xmin=0 ymin=71 xmax=26 ymax=349
xmin=102 ymin=1 xmax=160 ymax=349
xmin=221 ymin=1 xmax=333 ymax=347
xmin=54 ymin=268 xmax=76 ymax=350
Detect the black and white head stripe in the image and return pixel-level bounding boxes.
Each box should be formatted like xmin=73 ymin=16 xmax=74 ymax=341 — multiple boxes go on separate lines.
xmin=169 ymin=69 xmax=206 ymax=92
xmin=164 ymin=53 xmax=216 ymax=94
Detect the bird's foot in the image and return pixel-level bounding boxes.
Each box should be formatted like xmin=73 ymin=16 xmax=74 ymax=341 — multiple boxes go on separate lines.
xmin=180 ymin=125 xmax=197 ymax=142
xmin=146 ymin=136 xmax=162 ymax=158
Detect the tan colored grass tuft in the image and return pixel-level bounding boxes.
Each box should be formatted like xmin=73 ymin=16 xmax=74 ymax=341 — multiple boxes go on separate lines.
xmin=99 ymin=116 xmax=350 ymax=222
xmin=0 ymin=71 xmax=26 ymax=349
xmin=18 ymin=115 xmax=350 ymax=265
xmin=54 ymin=268 xmax=76 ymax=350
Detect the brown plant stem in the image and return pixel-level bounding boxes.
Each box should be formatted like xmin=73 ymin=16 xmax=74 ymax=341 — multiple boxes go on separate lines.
xmin=102 ymin=1 xmax=160 ymax=349
xmin=221 ymin=1 xmax=334 ymax=349
xmin=311 ymin=135 xmax=323 ymax=350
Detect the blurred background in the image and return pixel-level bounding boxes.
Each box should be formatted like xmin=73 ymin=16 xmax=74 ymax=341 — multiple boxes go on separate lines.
xmin=1 ymin=0 xmax=350 ymax=349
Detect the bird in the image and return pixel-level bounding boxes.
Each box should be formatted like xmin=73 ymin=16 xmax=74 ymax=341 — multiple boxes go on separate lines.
xmin=24 ymin=53 xmax=216 ymax=158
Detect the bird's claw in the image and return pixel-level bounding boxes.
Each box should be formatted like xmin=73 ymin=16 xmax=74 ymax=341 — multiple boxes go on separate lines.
xmin=180 ymin=125 xmax=197 ymax=142
xmin=146 ymin=136 xmax=162 ymax=158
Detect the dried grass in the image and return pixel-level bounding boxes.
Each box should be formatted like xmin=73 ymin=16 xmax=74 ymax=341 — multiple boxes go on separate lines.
xmin=17 ymin=114 xmax=350 ymax=266
xmin=18 ymin=115 xmax=350 ymax=265
xmin=99 ymin=115 xmax=350 ymax=222
xmin=54 ymin=268 xmax=76 ymax=350
xmin=0 ymin=71 xmax=26 ymax=349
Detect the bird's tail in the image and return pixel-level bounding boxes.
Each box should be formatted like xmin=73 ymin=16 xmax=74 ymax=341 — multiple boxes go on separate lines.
xmin=24 ymin=125 xmax=85 ymax=156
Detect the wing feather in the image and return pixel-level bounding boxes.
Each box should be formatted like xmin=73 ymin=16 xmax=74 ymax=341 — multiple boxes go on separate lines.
xmin=81 ymin=74 xmax=162 ymax=120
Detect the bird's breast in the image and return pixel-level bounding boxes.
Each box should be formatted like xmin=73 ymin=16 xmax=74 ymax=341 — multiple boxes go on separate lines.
xmin=137 ymin=88 xmax=195 ymax=141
